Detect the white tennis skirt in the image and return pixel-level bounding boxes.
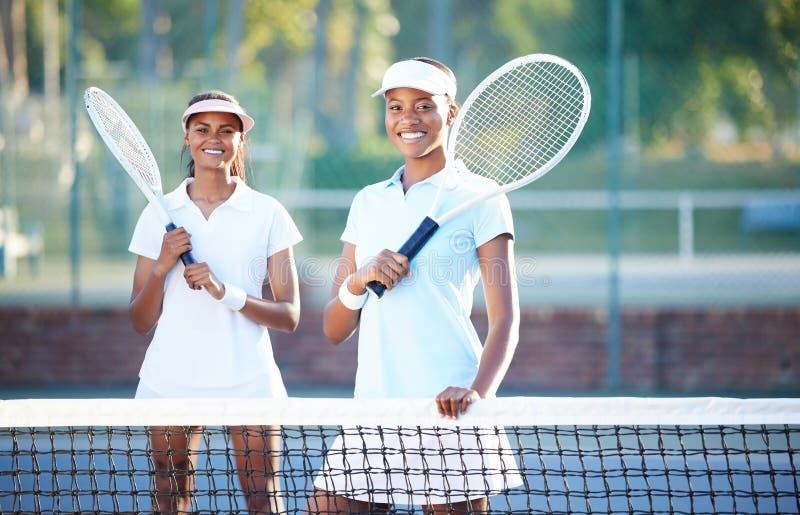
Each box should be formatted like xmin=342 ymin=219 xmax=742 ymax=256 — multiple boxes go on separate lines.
xmin=134 ymin=374 xmax=283 ymax=399
xmin=313 ymin=425 xmax=523 ymax=506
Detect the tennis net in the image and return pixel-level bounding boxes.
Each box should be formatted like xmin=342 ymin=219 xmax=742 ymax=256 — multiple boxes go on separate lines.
xmin=1 ymin=396 xmax=798 ymax=514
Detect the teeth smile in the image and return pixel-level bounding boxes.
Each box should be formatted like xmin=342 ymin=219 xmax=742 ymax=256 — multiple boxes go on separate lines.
xmin=203 ymin=149 xmax=223 ymax=155
xmin=400 ymin=132 xmax=425 ymax=140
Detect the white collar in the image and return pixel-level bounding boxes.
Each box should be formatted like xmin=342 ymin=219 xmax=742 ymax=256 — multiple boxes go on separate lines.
xmin=166 ymin=176 xmax=253 ymax=212
xmin=385 ymin=165 xmax=458 ymax=191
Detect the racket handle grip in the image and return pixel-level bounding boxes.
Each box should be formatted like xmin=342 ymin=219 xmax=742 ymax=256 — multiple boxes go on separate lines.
xmin=366 ymin=216 xmax=440 ymax=299
xmin=165 ymin=222 xmax=196 ymax=266
xmin=366 ymin=280 xmax=387 ymax=298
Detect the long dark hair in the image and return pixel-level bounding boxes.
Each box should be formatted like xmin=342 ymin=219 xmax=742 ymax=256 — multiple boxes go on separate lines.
xmin=182 ymin=90 xmax=248 ymax=183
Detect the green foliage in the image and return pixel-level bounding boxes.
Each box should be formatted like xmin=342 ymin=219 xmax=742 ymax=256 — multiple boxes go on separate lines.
xmin=12 ymin=0 xmax=800 ymax=147
xmin=625 ymin=0 xmax=797 ymax=145
xmin=241 ymin=0 xmax=318 ymax=56
xmin=81 ymin=0 xmax=142 ymax=60
xmin=2 ymin=0 xmax=799 ymax=261
xmin=309 ymin=148 xmax=401 ymax=189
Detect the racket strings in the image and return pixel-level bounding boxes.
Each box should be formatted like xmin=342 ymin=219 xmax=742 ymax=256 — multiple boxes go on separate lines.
xmin=520 ymin=65 xmax=586 ymax=152
xmin=463 ymin=66 xmax=582 ymax=182
xmin=454 ymin=60 xmax=588 ymax=187
xmin=87 ymin=92 xmax=161 ymax=189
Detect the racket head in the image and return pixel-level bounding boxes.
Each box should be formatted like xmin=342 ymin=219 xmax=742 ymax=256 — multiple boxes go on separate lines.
xmin=84 ymin=87 xmax=165 ymax=201
xmin=448 ymin=54 xmax=591 ymax=190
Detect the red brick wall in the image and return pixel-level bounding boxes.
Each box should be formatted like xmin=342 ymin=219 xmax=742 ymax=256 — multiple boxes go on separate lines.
xmin=1 ymin=306 xmax=798 ymax=394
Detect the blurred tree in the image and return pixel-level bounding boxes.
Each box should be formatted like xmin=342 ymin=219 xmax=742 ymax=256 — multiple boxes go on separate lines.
xmin=767 ymin=0 xmax=799 ymax=77
xmin=160 ymin=0 xmax=220 ymax=81
xmin=385 ymin=0 xmax=607 ymax=153
xmin=626 ymin=0 xmax=798 ymax=148
xmin=80 ymin=0 xmax=140 ymax=71
xmin=310 ymin=0 xmax=396 ymax=152
xmin=3 ymin=0 xmax=799 ymax=154
xmin=489 ymin=0 xmax=606 ymax=148
xmin=224 ymin=0 xmax=244 ymax=79
xmin=312 ymin=0 xmax=366 ymax=150
xmin=138 ymin=0 xmax=159 ymax=81
xmin=41 ymin=0 xmax=60 ymax=102
xmin=765 ymin=0 xmax=800 ymax=136
xmin=0 ymin=0 xmax=28 ymax=103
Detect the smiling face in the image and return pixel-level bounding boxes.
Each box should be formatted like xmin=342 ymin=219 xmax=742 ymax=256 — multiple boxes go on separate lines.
xmin=184 ymin=111 xmax=243 ymax=173
xmin=384 ymin=87 xmax=456 ymax=164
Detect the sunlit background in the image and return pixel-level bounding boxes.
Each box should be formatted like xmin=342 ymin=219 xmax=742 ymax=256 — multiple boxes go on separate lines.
xmin=0 ymin=0 xmax=798 ymax=396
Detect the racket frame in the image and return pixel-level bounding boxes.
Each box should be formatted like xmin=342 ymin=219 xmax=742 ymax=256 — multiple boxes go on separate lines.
xmin=84 ymin=87 xmax=195 ymax=265
xmin=439 ymin=53 xmax=591 ymax=225
xmin=366 ymin=54 xmax=591 ymax=297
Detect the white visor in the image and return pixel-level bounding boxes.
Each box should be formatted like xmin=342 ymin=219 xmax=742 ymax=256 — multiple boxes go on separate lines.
xmin=371 ymin=60 xmax=457 ymax=99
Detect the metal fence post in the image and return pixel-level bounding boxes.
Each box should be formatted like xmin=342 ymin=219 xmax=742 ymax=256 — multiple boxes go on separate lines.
xmin=607 ymin=0 xmax=624 ymax=390
xmin=67 ymin=0 xmax=81 ymax=304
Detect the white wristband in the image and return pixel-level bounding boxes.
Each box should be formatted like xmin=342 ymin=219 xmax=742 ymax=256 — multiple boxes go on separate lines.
xmin=219 ymin=283 xmax=248 ymax=311
xmin=338 ymin=275 xmax=368 ymax=310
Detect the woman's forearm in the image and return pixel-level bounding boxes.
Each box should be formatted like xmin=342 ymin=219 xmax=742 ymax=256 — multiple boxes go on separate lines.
xmin=235 ymin=247 xmax=302 ymax=333
xmin=129 ymin=267 xmax=168 ymax=335
xmin=239 ymin=296 xmax=300 ymax=333
xmin=322 ymin=293 xmax=361 ymax=344
xmin=470 ymin=316 xmax=519 ymax=397
xmin=472 ymin=233 xmax=520 ymax=398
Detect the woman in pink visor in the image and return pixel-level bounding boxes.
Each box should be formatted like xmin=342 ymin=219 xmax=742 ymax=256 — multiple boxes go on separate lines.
xmin=128 ymin=90 xmax=302 ymax=513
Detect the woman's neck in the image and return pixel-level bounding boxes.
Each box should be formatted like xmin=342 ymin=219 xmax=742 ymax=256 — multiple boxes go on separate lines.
xmin=188 ymin=169 xmax=236 ymax=203
xmin=401 ymin=149 xmax=447 ymax=192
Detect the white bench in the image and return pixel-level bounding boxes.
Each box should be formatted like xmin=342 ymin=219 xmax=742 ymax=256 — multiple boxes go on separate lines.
xmin=0 ymin=206 xmax=43 ymax=278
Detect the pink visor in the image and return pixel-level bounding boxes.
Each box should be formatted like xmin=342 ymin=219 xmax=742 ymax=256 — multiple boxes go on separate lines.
xmin=181 ymin=99 xmax=255 ymax=134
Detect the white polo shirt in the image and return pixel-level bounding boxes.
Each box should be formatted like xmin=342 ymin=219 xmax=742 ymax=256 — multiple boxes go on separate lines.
xmin=343 ymin=166 xmax=514 ymax=399
xmin=128 ymin=177 xmax=302 ymax=396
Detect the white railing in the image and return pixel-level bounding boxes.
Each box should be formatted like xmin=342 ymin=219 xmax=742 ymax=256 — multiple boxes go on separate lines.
xmin=275 ymin=188 xmax=800 ymax=262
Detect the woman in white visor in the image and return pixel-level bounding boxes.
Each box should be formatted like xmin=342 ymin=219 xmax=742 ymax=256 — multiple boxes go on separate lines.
xmin=307 ymin=58 xmax=522 ymax=514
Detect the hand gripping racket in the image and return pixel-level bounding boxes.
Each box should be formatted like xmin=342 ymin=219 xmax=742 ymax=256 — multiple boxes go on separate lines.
xmin=84 ymin=86 xmax=195 ymax=265
xmin=367 ymin=54 xmax=591 ymax=297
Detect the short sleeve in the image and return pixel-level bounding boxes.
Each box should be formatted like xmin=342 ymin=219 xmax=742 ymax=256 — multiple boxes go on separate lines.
xmin=472 ymin=193 xmax=515 ymax=248
xmin=128 ymin=204 xmax=163 ymax=260
xmin=340 ymin=190 xmax=362 ymax=245
xmin=266 ymin=200 xmax=303 ymax=257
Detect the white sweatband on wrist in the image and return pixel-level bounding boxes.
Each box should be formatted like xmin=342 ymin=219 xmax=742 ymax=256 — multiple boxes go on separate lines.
xmin=338 ymin=275 xmax=368 ymax=310
xmin=219 ymin=283 xmax=247 ymax=311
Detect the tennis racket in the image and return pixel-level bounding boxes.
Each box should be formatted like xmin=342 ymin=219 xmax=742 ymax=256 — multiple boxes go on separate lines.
xmin=367 ymin=53 xmax=591 ymax=297
xmin=84 ymin=86 xmax=195 ymax=265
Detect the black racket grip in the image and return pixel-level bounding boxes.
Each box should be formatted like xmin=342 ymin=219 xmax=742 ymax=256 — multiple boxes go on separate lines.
xmin=165 ymin=222 xmax=196 ymax=265
xmin=366 ymin=216 xmax=440 ymax=298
